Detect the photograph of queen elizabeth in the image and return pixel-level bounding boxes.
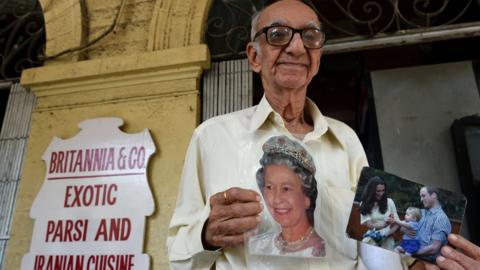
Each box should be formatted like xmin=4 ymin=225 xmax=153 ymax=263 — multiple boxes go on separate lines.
xmin=248 ymin=135 xmax=326 ymax=258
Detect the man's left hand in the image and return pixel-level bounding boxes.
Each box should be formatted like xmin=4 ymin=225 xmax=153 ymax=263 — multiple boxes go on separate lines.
xmin=402 ymin=226 xmax=416 ymax=238
xmin=422 ymin=234 xmax=480 ymax=270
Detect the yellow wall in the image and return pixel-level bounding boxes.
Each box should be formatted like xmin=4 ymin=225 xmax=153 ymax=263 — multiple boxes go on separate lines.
xmin=5 ymin=0 xmax=212 ymax=269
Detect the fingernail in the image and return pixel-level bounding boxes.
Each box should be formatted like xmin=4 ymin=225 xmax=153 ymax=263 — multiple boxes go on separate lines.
xmin=437 ymin=256 xmax=445 ymax=262
xmin=256 ymin=195 xmax=261 ymax=201
xmin=259 ymin=203 xmax=264 ymax=210
xmin=449 ymin=234 xmax=458 ymax=241
xmin=443 ymin=246 xmax=452 ymax=254
xmin=256 ymin=216 xmax=262 ymax=223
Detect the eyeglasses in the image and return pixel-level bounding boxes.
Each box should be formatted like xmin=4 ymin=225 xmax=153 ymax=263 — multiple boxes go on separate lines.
xmin=253 ymin=25 xmax=326 ymax=49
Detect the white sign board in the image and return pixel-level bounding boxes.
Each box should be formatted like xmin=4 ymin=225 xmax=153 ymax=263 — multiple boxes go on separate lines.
xmin=21 ymin=117 xmax=155 ymax=270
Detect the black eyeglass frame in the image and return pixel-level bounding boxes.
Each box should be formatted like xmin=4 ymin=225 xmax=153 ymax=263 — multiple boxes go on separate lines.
xmin=253 ymin=25 xmax=327 ymax=49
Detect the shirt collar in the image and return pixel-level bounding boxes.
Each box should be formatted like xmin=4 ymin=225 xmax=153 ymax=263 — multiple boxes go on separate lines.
xmin=249 ymin=95 xmax=329 ymax=139
xmin=249 ymin=95 xmax=272 ymax=132
xmin=305 ymin=97 xmax=329 ymax=138
xmin=426 ymin=205 xmax=442 ymax=215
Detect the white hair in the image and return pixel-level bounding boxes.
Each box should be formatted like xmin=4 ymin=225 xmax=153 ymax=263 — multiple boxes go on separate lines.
xmin=249 ymin=2 xmax=322 ymax=54
xmin=250 ymin=10 xmax=262 ymax=54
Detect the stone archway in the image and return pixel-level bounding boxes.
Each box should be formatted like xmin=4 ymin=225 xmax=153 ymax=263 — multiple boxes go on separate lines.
xmin=38 ymin=0 xmax=214 ymax=62
xmin=39 ymin=0 xmax=87 ymax=63
xmin=148 ymin=0 xmax=212 ymax=51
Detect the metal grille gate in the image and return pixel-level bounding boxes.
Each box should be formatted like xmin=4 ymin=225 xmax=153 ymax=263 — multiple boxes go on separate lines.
xmin=202 ymin=58 xmax=253 ymax=121
xmin=0 ymin=83 xmax=36 ymax=270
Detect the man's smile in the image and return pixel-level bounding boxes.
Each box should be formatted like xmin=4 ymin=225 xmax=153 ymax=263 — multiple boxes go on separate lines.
xmin=277 ymin=61 xmax=308 ymax=68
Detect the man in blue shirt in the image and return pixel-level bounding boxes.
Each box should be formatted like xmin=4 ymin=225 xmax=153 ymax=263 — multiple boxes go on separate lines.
xmin=415 ymin=186 xmax=452 ymax=262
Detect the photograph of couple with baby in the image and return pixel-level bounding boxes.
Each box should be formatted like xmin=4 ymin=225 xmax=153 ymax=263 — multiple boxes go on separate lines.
xmin=347 ymin=167 xmax=467 ymax=264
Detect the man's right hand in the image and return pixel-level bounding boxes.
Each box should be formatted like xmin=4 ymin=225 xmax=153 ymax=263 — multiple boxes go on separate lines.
xmin=202 ymin=187 xmax=263 ymax=249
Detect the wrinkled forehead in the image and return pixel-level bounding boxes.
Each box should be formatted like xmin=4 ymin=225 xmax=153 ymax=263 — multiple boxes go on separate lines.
xmin=258 ymin=0 xmax=321 ymax=29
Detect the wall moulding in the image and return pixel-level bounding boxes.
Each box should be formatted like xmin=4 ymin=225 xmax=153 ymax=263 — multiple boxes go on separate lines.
xmin=20 ymin=45 xmax=210 ymax=109
xmin=33 ymin=77 xmax=200 ymax=111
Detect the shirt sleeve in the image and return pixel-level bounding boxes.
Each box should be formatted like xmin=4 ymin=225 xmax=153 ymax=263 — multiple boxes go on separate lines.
xmin=411 ymin=221 xmax=420 ymax=231
xmin=167 ymin=130 xmax=222 ymax=269
xmin=430 ymin=214 xmax=452 ymax=243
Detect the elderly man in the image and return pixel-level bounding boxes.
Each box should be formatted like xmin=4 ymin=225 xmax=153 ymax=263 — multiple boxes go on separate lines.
xmin=415 ymin=187 xmax=451 ymax=261
xmin=167 ymin=0 xmax=480 ymax=269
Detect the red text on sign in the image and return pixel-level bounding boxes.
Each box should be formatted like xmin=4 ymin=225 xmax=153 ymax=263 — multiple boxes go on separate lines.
xmin=95 ymin=218 xmax=131 ymax=241
xmin=64 ymin=184 xmax=118 ymax=208
xmin=34 ymin=254 xmax=134 ymax=270
xmin=45 ymin=219 xmax=88 ymax=242
xmin=49 ymin=146 xmax=146 ymax=175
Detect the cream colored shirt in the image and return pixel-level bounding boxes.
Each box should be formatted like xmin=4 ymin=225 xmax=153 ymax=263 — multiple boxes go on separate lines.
xmin=360 ymin=198 xmax=400 ymax=250
xmin=167 ymin=96 xmax=404 ymax=270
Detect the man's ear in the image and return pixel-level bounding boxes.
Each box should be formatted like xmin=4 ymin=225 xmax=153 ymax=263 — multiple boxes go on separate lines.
xmin=246 ymin=42 xmax=261 ymax=73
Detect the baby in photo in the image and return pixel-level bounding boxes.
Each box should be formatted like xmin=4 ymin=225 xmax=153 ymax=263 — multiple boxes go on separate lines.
xmin=394 ymin=207 xmax=422 ymax=256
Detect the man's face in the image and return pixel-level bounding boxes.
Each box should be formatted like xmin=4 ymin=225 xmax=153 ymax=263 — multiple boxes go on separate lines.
xmin=247 ymin=0 xmax=323 ymax=91
xmin=420 ymin=187 xmax=436 ymax=209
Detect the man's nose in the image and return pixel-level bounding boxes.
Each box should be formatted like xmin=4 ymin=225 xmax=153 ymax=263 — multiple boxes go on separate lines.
xmin=285 ymin=32 xmax=306 ymax=54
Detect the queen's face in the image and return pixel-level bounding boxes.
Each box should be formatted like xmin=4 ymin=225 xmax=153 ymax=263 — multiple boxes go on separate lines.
xmin=263 ymin=164 xmax=310 ymax=229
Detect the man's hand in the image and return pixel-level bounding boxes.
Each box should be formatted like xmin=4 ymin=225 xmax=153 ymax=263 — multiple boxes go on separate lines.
xmin=401 ymin=225 xmax=416 ymax=238
xmin=202 ymin=187 xmax=263 ymax=249
xmin=415 ymin=234 xmax=480 ymax=270
xmin=434 ymin=234 xmax=480 ymax=269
